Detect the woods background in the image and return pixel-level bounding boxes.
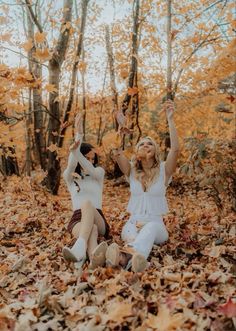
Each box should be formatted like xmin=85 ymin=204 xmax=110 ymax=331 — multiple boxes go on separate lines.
xmin=0 ymin=0 xmax=235 ymax=330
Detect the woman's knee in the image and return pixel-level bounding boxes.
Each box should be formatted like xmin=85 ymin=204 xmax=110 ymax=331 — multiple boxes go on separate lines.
xmin=80 ymin=200 xmax=94 ymax=212
xmin=154 ymin=227 xmax=169 ymax=244
xmin=121 ymin=223 xmax=137 ymax=243
xmin=162 ymin=230 xmax=169 ymax=242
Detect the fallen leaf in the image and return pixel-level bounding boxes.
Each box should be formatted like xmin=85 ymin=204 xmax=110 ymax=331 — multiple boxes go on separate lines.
xmin=218 ymin=298 xmax=236 ymax=318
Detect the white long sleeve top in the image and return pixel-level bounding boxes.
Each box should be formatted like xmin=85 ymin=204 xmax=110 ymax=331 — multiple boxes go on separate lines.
xmin=127 ymin=161 xmax=171 ymax=216
xmin=63 ymin=133 xmax=105 ymax=211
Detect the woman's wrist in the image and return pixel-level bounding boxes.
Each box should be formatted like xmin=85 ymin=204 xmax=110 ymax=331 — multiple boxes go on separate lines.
xmin=167 ymin=117 xmax=174 ymax=125
xmin=75 ymin=132 xmax=84 ymax=140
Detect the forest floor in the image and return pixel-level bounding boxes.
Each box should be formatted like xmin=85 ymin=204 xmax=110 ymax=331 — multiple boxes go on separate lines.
xmin=0 ymin=172 xmax=235 ymax=331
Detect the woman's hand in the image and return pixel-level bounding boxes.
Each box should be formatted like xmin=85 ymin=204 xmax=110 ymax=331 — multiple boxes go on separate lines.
xmin=110 ymin=148 xmax=122 ymax=162
xmin=136 ymin=149 xmax=148 ymax=161
xmin=74 ymin=111 xmax=85 ymax=134
xmin=69 ymin=140 xmax=80 ymax=151
xmin=164 ymin=100 xmax=175 ymax=122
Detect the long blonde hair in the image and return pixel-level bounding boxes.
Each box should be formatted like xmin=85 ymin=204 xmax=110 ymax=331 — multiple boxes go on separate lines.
xmin=131 ymin=136 xmax=161 ymax=191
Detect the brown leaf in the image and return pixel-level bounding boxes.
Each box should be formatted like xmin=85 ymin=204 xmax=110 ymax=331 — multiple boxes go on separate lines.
xmin=105 ymin=302 xmax=133 ymax=323
xmin=145 ymin=305 xmax=185 ymax=331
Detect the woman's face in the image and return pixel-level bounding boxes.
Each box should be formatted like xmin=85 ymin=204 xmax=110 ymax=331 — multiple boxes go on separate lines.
xmin=85 ymin=149 xmax=96 ymax=163
xmin=137 ymin=139 xmax=156 ymax=160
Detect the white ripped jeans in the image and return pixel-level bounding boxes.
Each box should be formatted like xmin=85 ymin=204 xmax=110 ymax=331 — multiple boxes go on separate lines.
xmin=121 ymin=214 xmax=169 ymax=259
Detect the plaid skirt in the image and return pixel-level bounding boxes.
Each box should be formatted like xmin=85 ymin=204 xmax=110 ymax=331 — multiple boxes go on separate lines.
xmin=67 ymin=209 xmax=110 ymax=239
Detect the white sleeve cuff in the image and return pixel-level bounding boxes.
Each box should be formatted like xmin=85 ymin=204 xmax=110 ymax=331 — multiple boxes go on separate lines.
xmin=75 ymin=133 xmax=84 ymax=142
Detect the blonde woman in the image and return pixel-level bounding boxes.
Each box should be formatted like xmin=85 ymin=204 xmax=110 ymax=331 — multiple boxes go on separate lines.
xmin=107 ymin=100 xmax=180 ymax=272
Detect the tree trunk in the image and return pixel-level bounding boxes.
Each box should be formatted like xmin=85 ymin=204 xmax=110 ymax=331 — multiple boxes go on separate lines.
xmin=45 ymin=0 xmax=73 ymax=194
xmin=105 ymin=24 xmax=119 ymax=130
xmin=120 ymin=0 xmax=140 ymax=116
xmin=25 ymin=89 xmax=32 ymax=176
xmin=133 ymin=72 xmax=142 ymax=143
xmin=58 ymin=0 xmax=89 ymax=148
xmin=121 ymin=0 xmax=140 ymax=149
xmin=0 ymin=144 xmax=19 ymax=177
xmin=164 ymin=0 xmax=172 ymax=157
xmin=97 ymin=64 xmax=108 ymax=145
xmin=32 ymin=62 xmax=46 ymax=169
xmin=166 ymin=0 xmax=173 ymax=101
xmin=81 ymin=46 xmax=87 ymax=140
xmin=26 ymin=5 xmax=46 ymax=170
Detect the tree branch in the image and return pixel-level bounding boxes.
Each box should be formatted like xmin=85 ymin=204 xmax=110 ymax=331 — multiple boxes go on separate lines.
xmin=24 ymin=0 xmax=43 ymax=33
xmin=1 ymin=46 xmax=48 ymax=68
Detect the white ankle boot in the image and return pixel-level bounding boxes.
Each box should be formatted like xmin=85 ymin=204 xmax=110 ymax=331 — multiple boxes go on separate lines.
xmin=63 ymin=237 xmax=86 ymax=263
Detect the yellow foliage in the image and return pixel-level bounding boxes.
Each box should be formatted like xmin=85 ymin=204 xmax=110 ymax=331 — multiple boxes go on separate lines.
xmin=22 ymin=39 xmax=33 ymax=52
xmin=128 ymin=87 xmax=139 ymax=96
xmin=45 ymin=84 xmax=58 ymax=93
xmin=34 ymin=48 xmax=51 ymax=62
xmin=102 ymin=130 xmax=121 ymax=153
xmin=0 ymin=33 xmax=12 ymax=42
xmin=34 ymin=32 xmax=47 ymax=43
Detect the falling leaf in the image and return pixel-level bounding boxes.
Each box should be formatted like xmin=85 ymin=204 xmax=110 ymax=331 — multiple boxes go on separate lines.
xmin=1 ymin=33 xmax=12 ymax=42
xmin=120 ymin=69 xmax=129 ymax=79
xmin=77 ymin=61 xmax=87 ymax=72
xmin=34 ymin=32 xmax=47 ymax=43
xmin=22 ymin=39 xmax=34 ymax=52
xmin=47 ymin=144 xmax=58 ymax=153
xmin=128 ymin=87 xmax=139 ymax=96
xmin=34 ymin=48 xmax=51 ymax=62
xmin=45 ymin=84 xmax=58 ymax=93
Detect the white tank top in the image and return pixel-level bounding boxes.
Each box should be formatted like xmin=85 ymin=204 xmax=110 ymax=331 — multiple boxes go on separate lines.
xmin=127 ymin=161 xmax=171 ymax=216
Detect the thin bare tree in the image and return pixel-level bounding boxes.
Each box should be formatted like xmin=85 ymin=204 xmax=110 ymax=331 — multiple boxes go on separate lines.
xmin=105 ymin=24 xmax=119 ymax=130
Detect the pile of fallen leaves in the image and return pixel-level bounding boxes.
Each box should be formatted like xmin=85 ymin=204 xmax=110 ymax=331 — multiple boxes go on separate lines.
xmin=0 ymin=172 xmax=235 ymax=331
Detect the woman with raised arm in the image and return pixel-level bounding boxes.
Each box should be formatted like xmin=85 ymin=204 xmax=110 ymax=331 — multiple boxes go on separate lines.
xmin=62 ymin=112 xmax=110 ymax=268
xmin=107 ymin=100 xmax=180 ymax=272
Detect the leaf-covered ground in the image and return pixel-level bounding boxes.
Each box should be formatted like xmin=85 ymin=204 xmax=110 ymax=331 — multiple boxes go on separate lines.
xmin=0 ymin=173 xmax=235 ymax=331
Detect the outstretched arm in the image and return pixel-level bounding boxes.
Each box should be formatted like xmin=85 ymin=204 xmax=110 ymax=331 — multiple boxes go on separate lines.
xmin=164 ymin=100 xmax=180 ymax=185
xmin=63 ymin=112 xmax=104 ymax=184
xmin=63 ymin=112 xmax=83 ymax=184
xmin=111 ymin=149 xmax=131 ymax=177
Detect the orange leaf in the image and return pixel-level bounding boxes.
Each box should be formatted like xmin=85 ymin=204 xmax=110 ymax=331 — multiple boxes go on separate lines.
xmin=34 ymin=48 xmax=51 ymax=62
xmin=128 ymin=87 xmax=139 ymax=96
xmin=34 ymin=32 xmax=47 ymax=43
xmin=1 ymin=33 xmax=12 ymax=42
xmin=120 ymin=69 xmax=129 ymax=79
xmin=77 ymin=61 xmax=87 ymax=72
xmin=47 ymin=144 xmax=58 ymax=153
xmin=22 ymin=39 xmax=33 ymax=52
xmin=45 ymin=84 xmax=58 ymax=93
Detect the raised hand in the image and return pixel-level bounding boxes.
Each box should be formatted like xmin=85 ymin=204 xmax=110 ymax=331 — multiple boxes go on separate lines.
xmin=69 ymin=139 xmax=80 ymax=151
xmin=136 ymin=149 xmax=148 ymax=161
xmin=74 ymin=110 xmax=85 ymax=134
xmin=115 ymin=110 xmax=133 ymax=135
xmin=164 ymin=100 xmax=175 ymax=121
xmin=110 ymin=148 xmax=122 ymax=162
xmin=115 ymin=110 xmax=126 ymax=128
